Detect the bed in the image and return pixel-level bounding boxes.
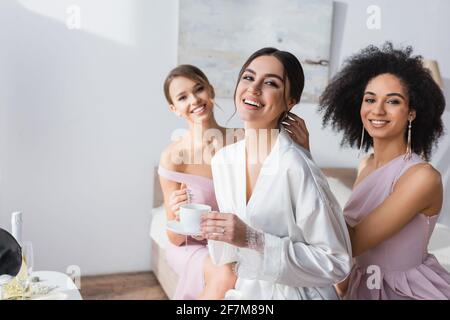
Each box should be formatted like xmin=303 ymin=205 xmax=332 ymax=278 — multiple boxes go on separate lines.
xmin=149 ymin=167 xmax=450 ymax=299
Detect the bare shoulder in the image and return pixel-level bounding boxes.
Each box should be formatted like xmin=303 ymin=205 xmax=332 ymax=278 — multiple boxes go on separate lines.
xmin=159 ymin=141 xmax=184 ymax=171
xmin=395 ymin=163 xmax=443 ymax=214
xmin=357 ymin=154 xmax=373 ymax=176
xmin=399 ymin=163 xmax=442 ymax=190
xmin=353 ymin=155 xmax=373 ymax=187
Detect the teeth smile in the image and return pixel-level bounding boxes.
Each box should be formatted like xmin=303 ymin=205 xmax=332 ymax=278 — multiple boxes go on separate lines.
xmin=191 ymin=105 xmax=206 ymax=114
xmin=370 ymin=120 xmax=389 ymax=125
xmin=243 ymin=99 xmax=262 ymax=108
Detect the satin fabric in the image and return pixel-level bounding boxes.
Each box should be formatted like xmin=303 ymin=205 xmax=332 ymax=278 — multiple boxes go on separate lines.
xmin=344 ymin=153 xmax=450 ymax=300
xmin=158 ymin=166 xmax=217 ymax=299
xmin=208 ymin=128 xmax=352 ymax=299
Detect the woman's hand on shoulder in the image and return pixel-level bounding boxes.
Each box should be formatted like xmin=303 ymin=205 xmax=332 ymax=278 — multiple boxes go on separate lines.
xmin=280 ymin=112 xmax=310 ymax=152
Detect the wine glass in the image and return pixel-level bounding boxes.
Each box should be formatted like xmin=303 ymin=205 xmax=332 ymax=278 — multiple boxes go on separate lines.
xmin=22 ymin=242 xmax=34 ymax=276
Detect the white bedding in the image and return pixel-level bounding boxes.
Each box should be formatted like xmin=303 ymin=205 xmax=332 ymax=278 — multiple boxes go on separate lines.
xmin=150 ymin=206 xmax=169 ymax=249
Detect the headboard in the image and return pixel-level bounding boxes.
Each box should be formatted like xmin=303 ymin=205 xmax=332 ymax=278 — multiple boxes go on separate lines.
xmin=153 ymin=167 xmax=165 ymax=208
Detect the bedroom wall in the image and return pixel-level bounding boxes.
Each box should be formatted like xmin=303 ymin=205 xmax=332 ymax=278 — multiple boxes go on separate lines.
xmin=0 ymin=0 xmax=449 ymax=275
xmin=0 ymin=0 xmax=179 ymax=275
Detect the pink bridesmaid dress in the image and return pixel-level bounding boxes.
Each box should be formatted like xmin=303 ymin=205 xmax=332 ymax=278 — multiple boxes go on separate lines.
xmin=158 ymin=166 xmax=218 ymax=300
xmin=344 ymin=153 xmax=450 ymax=299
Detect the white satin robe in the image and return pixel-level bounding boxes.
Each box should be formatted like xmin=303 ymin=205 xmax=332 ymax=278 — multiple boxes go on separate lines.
xmin=209 ymin=128 xmax=352 ymax=299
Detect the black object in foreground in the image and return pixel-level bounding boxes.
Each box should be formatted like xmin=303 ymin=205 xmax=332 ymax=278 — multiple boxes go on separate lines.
xmin=0 ymin=228 xmax=22 ymax=277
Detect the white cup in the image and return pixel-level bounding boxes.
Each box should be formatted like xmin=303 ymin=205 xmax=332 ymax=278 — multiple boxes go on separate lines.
xmin=179 ymin=204 xmax=211 ymax=233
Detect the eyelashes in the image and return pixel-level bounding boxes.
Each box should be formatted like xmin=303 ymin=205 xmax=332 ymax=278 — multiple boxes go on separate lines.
xmin=364 ymin=98 xmax=401 ymax=105
xmin=265 ymin=80 xmax=279 ymax=88
xmin=177 ymin=86 xmax=205 ymax=101
xmin=241 ymin=74 xmax=280 ymax=88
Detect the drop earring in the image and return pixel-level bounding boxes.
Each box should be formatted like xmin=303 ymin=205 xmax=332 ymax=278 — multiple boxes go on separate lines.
xmin=358 ymin=126 xmax=365 ymax=158
xmin=404 ymin=118 xmax=412 ymax=160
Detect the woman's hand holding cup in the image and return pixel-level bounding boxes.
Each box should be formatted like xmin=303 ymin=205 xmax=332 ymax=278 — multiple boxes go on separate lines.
xmin=201 ymin=211 xmax=248 ymax=247
xmin=169 ymin=183 xmax=190 ymax=221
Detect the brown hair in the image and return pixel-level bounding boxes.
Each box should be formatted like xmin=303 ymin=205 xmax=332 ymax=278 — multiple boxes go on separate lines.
xmin=234 ymin=47 xmax=305 ymax=108
xmin=163 ymin=64 xmax=215 ymax=104
xmin=228 ymin=47 xmax=305 ymax=124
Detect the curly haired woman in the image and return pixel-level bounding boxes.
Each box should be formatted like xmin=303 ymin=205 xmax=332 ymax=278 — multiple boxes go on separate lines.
xmin=320 ymin=42 xmax=450 ymax=300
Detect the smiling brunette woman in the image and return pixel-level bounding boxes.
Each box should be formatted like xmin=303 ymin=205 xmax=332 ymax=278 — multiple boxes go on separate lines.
xmin=320 ymin=42 xmax=450 ymax=300
xmin=158 ymin=64 xmax=309 ymax=299
xmin=201 ymin=47 xmax=352 ymax=300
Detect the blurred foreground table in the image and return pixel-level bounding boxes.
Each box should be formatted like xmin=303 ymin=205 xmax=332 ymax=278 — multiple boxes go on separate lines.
xmin=31 ymin=271 xmax=82 ymax=300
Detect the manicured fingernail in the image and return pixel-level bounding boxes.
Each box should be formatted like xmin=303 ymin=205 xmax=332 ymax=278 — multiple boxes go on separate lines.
xmin=281 ymin=121 xmax=291 ymax=126
xmin=285 ymin=128 xmax=293 ymax=134
xmin=287 ymin=115 xmax=295 ymax=121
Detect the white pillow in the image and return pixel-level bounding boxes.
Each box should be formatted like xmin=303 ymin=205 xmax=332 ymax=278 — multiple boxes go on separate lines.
xmin=326 ymin=177 xmax=353 ymax=210
xmin=428 ymin=223 xmax=450 ymax=272
xmin=149 ymin=206 xmax=169 ymax=248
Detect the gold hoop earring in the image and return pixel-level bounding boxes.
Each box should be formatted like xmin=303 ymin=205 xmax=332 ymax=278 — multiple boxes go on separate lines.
xmin=404 ymin=119 xmax=412 ymax=160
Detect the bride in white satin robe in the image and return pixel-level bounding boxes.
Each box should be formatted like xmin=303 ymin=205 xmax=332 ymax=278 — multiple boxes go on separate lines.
xmin=208 ymin=128 xmax=352 ymax=299
xmin=201 ymin=48 xmax=352 ymax=300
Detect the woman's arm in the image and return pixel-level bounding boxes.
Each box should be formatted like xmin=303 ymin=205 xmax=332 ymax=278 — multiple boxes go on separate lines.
xmin=350 ymin=163 xmax=442 ymax=257
xmin=159 ymin=149 xmax=189 ymax=246
xmin=203 ymin=201 xmax=351 ymax=287
xmin=202 ymin=163 xmax=352 ymax=287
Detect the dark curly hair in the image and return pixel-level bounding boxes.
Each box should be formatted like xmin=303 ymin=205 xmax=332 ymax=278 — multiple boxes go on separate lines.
xmin=319 ymin=42 xmax=445 ymax=161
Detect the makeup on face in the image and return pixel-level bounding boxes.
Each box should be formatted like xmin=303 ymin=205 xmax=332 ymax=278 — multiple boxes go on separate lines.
xmin=235 ymin=56 xmax=288 ymax=127
xmin=361 ymin=73 xmax=412 ymax=136
xmin=169 ymin=77 xmax=213 ymax=119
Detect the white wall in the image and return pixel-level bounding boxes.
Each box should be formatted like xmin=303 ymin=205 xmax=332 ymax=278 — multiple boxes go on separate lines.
xmin=214 ymin=0 xmax=450 ymax=169
xmin=1 ymin=0 xmax=449 ymax=275
xmin=0 ymin=0 xmax=180 ymax=275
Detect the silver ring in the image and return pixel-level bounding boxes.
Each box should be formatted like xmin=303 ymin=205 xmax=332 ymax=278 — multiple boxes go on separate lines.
xmin=186 ymin=190 xmax=191 ymax=203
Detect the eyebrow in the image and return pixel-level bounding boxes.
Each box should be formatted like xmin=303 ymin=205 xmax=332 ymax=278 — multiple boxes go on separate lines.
xmin=364 ymin=91 xmax=406 ymax=100
xmin=244 ymin=68 xmax=284 ymax=82
xmin=176 ymin=83 xmax=203 ymax=98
